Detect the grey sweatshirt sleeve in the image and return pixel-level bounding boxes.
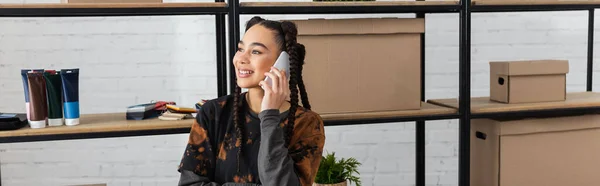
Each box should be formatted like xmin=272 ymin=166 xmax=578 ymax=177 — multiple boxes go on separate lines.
xmin=257 ymin=109 xmax=302 ymax=186
xmin=178 ymin=170 xmax=220 ymax=186
xmin=178 ymin=170 xmax=261 ymax=186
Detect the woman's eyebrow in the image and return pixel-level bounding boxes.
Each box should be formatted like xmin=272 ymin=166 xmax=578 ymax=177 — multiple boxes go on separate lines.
xmin=251 ymin=42 xmax=269 ymax=50
xmin=238 ymin=40 xmax=269 ymax=51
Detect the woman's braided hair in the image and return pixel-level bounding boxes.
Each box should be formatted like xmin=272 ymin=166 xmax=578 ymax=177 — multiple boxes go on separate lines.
xmin=232 ymin=16 xmax=311 ymax=173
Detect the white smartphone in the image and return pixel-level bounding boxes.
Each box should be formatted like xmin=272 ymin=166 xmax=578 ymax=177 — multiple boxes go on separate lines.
xmin=264 ymin=51 xmax=291 ymax=86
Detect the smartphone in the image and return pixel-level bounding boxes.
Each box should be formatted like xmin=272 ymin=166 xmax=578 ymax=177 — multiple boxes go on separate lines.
xmin=264 ymin=51 xmax=291 ymax=87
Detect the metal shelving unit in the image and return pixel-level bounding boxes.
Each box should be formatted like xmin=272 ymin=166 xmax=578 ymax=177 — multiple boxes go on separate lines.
xmin=458 ymin=1 xmax=598 ymax=186
xmin=0 ymin=3 xmax=230 ymax=183
xmin=1 ymin=0 xmax=600 ymax=185
xmin=227 ymin=3 xmax=461 ymax=185
xmin=227 ymin=1 xmax=600 ymax=186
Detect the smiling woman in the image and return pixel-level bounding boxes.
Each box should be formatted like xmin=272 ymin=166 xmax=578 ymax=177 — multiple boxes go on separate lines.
xmin=177 ymin=16 xmax=326 ymax=186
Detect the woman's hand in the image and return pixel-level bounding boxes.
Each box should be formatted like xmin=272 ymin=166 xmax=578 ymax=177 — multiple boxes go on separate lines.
xmin=259 ymin=67 xmax=290 ymax=112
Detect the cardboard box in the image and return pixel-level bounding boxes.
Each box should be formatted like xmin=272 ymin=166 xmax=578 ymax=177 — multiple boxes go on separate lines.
xmin=471 ymin=114 xmax=600 ymax=186
xmin=61 ymin=0 xmax=161 ymax=3
xmin=289 ymin=18 xmax=424 ymax=114
xmin=490 ymin=59 xmax=569 ymax=104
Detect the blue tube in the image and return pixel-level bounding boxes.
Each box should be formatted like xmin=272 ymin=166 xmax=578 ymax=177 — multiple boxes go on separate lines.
xmin=60 ymin=68 xmax=80 ymax=126
xmin=21 ymin=69 xmax=44 ymax=121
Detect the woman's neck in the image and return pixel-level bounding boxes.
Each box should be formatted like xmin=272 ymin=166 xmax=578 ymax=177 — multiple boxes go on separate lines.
xmin=245 ymin=87 xmax=290 ymax=114
xmin=246 ymin=88 xmax=264 ymax=114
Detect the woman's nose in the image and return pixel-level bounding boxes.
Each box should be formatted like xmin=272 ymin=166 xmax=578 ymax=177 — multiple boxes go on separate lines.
xmin=236 ymin=52 xmax=250 ymax=64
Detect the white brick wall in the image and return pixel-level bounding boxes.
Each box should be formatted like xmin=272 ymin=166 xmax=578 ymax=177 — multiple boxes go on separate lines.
xmin=0 ymin=0 xmax=597 ymax=185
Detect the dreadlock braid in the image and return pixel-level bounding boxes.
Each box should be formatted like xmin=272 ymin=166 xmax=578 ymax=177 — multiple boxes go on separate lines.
xmin=280 ymin=21 xmax=301 ymax=148
xmin=232 ymin=85 xmax=243 ymax=173
xmin=294 ymin=44 xmax=311 ymax=110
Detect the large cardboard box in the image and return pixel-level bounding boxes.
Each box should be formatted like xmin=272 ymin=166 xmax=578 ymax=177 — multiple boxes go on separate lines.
xmin=490 ymin=59 xmax=569 ymax=104
xmin=290 ymin=18 xmax=423 ymax=114
xmin=471 ymin=114 xmax=600 ymax=186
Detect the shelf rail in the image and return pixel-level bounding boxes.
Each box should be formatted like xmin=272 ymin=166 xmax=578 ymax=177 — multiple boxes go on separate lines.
xmin=239 ymin=1 xmax=460 ymax=14
xmin=0 ymin=3 xmax=228 ymax=17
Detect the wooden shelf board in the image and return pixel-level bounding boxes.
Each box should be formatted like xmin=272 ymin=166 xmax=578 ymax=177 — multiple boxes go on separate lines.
xmin=427 ymin=92 xmax=600 ymax=114
xmin=241 ymin=1 xmax=459 ymax=7
xmin=473 ymin=0 xmax=600 ymax=5
xmin=0 ymin=113 xmax=193 ymax=138
xmin=0 ymin=103 xmax=456 ymax=138
xmin=319 ymin=102 xmax=457 ymax=121
xmin=0 ymin=2 xmax=227 ymax=9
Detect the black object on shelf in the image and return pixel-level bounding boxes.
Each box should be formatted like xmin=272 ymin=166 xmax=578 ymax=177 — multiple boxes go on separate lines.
xmin=0 ymin=113 xmax=28 ymax=131
xmin=126 ymin=102 xmax=168 ymax=120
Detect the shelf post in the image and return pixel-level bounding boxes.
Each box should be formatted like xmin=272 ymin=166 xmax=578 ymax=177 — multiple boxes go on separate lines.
xmin=228 ymin=0 xmax=240 ymax=94
xmin=588 ymin=8 xmax=595 ymax=92
xmin=459 ymin=0 xmax=472 ymax=185
xmin=416 ymin=7 xmax=426 ymax=186
xmin=215 ymin=1 xmax=227 ymax=97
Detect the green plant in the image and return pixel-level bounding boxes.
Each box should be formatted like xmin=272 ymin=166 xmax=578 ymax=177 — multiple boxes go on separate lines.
xmin=315 ymin=152 xmax=362 ymax=186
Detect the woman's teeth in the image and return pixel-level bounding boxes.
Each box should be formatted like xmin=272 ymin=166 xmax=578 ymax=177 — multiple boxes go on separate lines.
xmin=240 ymin=70 xmax=254 ymax=75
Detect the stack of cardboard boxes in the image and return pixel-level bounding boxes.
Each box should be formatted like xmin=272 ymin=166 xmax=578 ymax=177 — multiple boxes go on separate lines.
xmin=471 ymin=59 xmax=600 ymax=186
xmin=290 ymin=16 xmax=598 ymax=186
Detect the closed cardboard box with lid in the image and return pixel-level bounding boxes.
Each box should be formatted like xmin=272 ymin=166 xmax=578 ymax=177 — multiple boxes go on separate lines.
xmin=289 ymin=18 xmax=423 ymax=114
xmin=490 ymin=60 xmax=569 ymax=104
xmin=471 ymin=114 xmax=600 ymax=186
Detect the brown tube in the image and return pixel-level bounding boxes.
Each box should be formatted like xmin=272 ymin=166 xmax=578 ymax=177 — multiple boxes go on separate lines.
xmin=27 ymin=72 xmax=48 ymax=129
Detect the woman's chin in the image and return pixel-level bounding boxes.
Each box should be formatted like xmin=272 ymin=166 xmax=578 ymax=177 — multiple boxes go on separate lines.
xmin=236 ymin=81 xmax=259 ymax=89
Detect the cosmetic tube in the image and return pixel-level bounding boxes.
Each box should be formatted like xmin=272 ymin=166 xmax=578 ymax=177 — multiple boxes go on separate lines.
xmin=27 ymin=72 xmax=48 ymax=129
xmin=21 ymin=69 xmax=44 ymax=121
xmin=44 ymin=70 xmax=64 ymax=126
xmin=61 ymin=69 xmax=80 ymax=126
